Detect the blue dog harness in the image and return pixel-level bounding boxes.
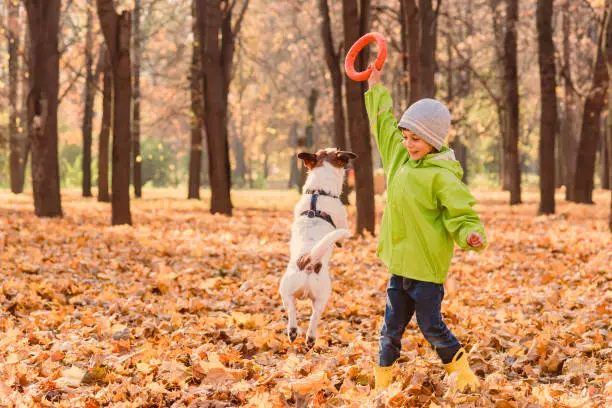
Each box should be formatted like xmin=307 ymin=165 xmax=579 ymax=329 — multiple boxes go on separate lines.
xmin=301 ymin=189 xmax=337 ymax=228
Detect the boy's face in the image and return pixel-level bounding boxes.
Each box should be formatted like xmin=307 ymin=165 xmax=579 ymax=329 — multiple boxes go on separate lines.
xmin=401 ymin=129 xmax=434 ymax=160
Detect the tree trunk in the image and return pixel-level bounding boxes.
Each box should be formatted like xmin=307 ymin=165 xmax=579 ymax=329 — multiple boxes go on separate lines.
xmin=97 ymin=0 xmax=133 ymax=225
xmin=8 ymin=0 xmax=23 ymax=194
xmin=318 ymin=0 xmax=350 ymax=204
xmin=446 ymin=2 xmax=472 ymax=184
xmin=98 ymin=50 xmax=112 ymax=203
xmin=571 ymin=6 xmax=610 ymax=204
xmin=298 ymin=89 xmax=320 ymax=191
xmin=132 ymin=0 xmax=142 ymax=198
xmin=606 ymin=0 xmax=612 ymax=231
xmin=188 ymin=1 xmax=204 ymax=199
xmin=232 ymin=135 xmax=247 ymax=185
xmin=561 ymin=0 xmax=579 ymax=197
xmin=537 ymin=0 xmax=557 ymax=214
xmin=460 ymin=0 xmax=474 ymax=95
xmin=246 ymin=158 xmax=254 ymax=188
xmin=24 ymin=0 xmax=63 ymax=218
xmin=319 ymin=0 xmax=346 ymax=153
xmin=503 ymin=0 xmax=521 ymax=204
xmin=407 ymin=0 xmax=420 ymax=104
xmin=297 ymin=133 xmax=308 ymax=191
xmin=489 ymin=0 xmax=509 ymax=190
xmin=609 ymin=115 xmax=612 ymax=231
xmin=343 ymin=0 xmax=375 ymax=235
xmin=451 ymin=139 xmax=469 ymax=182
xmin=263 ymin=145 xmax=269 ymax=180
xmin=82 ymin=5 xmax=95 ymax=198
xmin=18 ymin=27 xmax=31 ymax=191
xmin=419 ymin=0 xmax=436 ymax=98
xmin=601 ymin=127 xmax=610 ymax=189
xmin=196 ymin=0 xmax=240 ymax=216
xmin=445 ymin=26 xmax=468 ymax=184
xmin=307 ymin=89 xmax=319 ymax=149
xmin=288 ymin=122 xmax=300 ymax=189
xmin=399 ymin=0 xmax=409 ymax=105
xmin=447 ymin=53 xmax=469 ymax=183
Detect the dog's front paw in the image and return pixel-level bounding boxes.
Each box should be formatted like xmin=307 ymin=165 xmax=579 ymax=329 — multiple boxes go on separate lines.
xmin=288 ymin=327 xmax=298 ymax=342
xmin=297 ymin=254 xmax=311 ymax=270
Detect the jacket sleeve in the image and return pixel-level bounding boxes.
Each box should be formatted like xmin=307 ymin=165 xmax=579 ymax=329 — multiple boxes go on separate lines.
xmin=364 ymin=84 xmax=409 ymax=176
xmin=436 ymin=176 xmax=487 ymax=252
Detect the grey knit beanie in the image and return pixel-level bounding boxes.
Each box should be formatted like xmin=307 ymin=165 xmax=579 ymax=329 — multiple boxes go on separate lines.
xmin=398 ymin=98 xmax=450 ymax=151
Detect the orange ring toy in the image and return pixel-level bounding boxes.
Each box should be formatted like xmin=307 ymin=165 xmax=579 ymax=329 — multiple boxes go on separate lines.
xmin=345 ymin=32 xmax=387 ymax=82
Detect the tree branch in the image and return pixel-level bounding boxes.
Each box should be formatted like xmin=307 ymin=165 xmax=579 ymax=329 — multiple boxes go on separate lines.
xmin=96 ymin=0 xmax=119 ymax=62
xmin=58 ymin=68 xmax=83 ymax=105
xmin=232 ymin=0 xmax=250 ymax=37
xmin=445 ymin=34 xmax=502 ymax=107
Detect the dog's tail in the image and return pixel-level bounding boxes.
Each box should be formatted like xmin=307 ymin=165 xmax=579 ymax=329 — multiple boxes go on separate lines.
xmin=297 ymin=229 xmax=351 ymax=271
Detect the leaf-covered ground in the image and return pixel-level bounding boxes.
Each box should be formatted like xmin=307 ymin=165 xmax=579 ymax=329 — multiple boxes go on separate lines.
xmin=1 ymin=189 xmax=610 ymax=407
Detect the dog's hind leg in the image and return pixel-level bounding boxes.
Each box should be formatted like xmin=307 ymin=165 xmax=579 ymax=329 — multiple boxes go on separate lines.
xmin=306 ymin=286 xmax=331 ymax=348
xmin=279 ymin=276 xmax=299 ymax=342
xmin=283 ymin=295 xmax=299 ymax=342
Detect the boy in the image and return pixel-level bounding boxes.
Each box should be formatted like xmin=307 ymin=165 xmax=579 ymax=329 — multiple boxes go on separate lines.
xmin=365 ymin=66 xmax=486 ymax=393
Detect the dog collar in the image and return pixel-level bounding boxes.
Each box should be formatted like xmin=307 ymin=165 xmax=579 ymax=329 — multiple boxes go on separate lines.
xmin=304 ymin=189 xmax=339 ymax=199
xmin=300 ymin=192 xmax=337 ymax=228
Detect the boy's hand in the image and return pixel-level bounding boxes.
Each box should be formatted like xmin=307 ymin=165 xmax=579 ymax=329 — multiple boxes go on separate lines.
xmin=467 ymin=233 xmax=484 ymax=248
xmin=368 ymin=65 xmax=382 ymax=89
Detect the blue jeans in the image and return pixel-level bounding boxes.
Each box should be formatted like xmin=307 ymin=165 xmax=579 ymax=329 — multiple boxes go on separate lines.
xmin=378 ymin=275 xmax=461 ymax=367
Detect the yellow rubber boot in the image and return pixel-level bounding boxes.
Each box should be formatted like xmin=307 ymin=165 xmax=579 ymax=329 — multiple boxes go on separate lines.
xmin=443 ymin=348 xmax=479 ymax=393
xmin=374 ymin=365 xmax=394 ymax=390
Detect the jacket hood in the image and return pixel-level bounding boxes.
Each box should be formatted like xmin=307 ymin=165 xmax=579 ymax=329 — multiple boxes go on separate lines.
xmin=418 ymin=146 xmax=464 ymax=180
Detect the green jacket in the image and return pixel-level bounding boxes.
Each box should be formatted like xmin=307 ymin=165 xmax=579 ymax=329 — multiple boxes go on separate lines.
xmin=365 ymin=84 xmax=487 ymax=284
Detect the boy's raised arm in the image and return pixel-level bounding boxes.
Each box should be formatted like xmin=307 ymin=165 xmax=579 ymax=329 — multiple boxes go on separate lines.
xmin=364 ymin=84 xmax=409 ymax=176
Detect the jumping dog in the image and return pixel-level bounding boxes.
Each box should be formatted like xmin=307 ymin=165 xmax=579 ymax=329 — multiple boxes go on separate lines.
xmin=279 ymin=148 xmax=357 ymax=347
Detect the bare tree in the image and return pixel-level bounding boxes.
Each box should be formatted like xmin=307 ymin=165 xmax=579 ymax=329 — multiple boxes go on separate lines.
xmin=132 ymin=0 xmax=142 ymax=198
xmin=560 ymin=0 xmax=579 ymax=197
xmin=606 ymin=0 xmax=612 ymax=232
xmin=609 ymin=122 xmax=612 ymax=232
xmin=419 ymin=0 xmax=439 ymax=98
xmin=400 ymin=0 xmax=420 ymax=105
xmin=288 ymin=122 xmax=300 ymax=188
xmin=444 ymin=1 xmax=470 ymax=183
xmin=82 ymin=4 xmax=95 ymax=198
xmin=318 ymin=0 xmax=346 ymax=152
xmin=24 ymin=0 xmax=63 ymax=217
xmin=98 ymin=49 xmax=111 ymax=203
xmin=97 ymin=0 xmax=133 ymax=225
xmin=537 ymin=0 xmax=558 ymax=214
xmin=488 ymin=0 xmax=512 ymax=191
xmin=343 ymin=0 xmax=375 ymax=234
xmin=8 ymin=0 xmax=24 ymax=194
xmin=298 ymin=88 xmax=320 ymax=191
xmin=571 ymin=6 xmax=609 ymax=204
xmin=503 ymin=0 xmax=521 ymax=204
xmin=318 ymin=0 xmax=350 ymax=204
xmin=19 ymin=26 xmax=31 ymax=189
xmin=195 ymin=0 xmax=249 ymax=215
xmin=602 ymin=129 xmax=610 ymax=189
xmin=188 ymin=0 xmax=204 ymax=199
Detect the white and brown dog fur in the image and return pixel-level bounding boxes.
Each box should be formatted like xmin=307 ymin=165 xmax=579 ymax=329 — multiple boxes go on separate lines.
xmin=279 ymin=148 xmax=357 ymax=347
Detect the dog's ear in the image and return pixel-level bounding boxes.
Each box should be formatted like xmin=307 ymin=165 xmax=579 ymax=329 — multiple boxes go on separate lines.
xmin=337 ymin=151 xmax=358 ymax=164
xmin=298 ymin=152 xmax=317 ymax=169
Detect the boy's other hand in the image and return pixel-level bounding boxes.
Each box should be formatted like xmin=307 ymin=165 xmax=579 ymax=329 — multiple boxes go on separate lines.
xmin=368 ymin=65 xmax=382 ymax=89
xmin=467 ymin=233 xmax=484 ymax=248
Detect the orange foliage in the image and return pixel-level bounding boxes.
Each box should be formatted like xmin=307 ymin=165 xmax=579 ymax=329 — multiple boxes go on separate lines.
xmin=0 ymin=189 xmax=610 ymax=407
